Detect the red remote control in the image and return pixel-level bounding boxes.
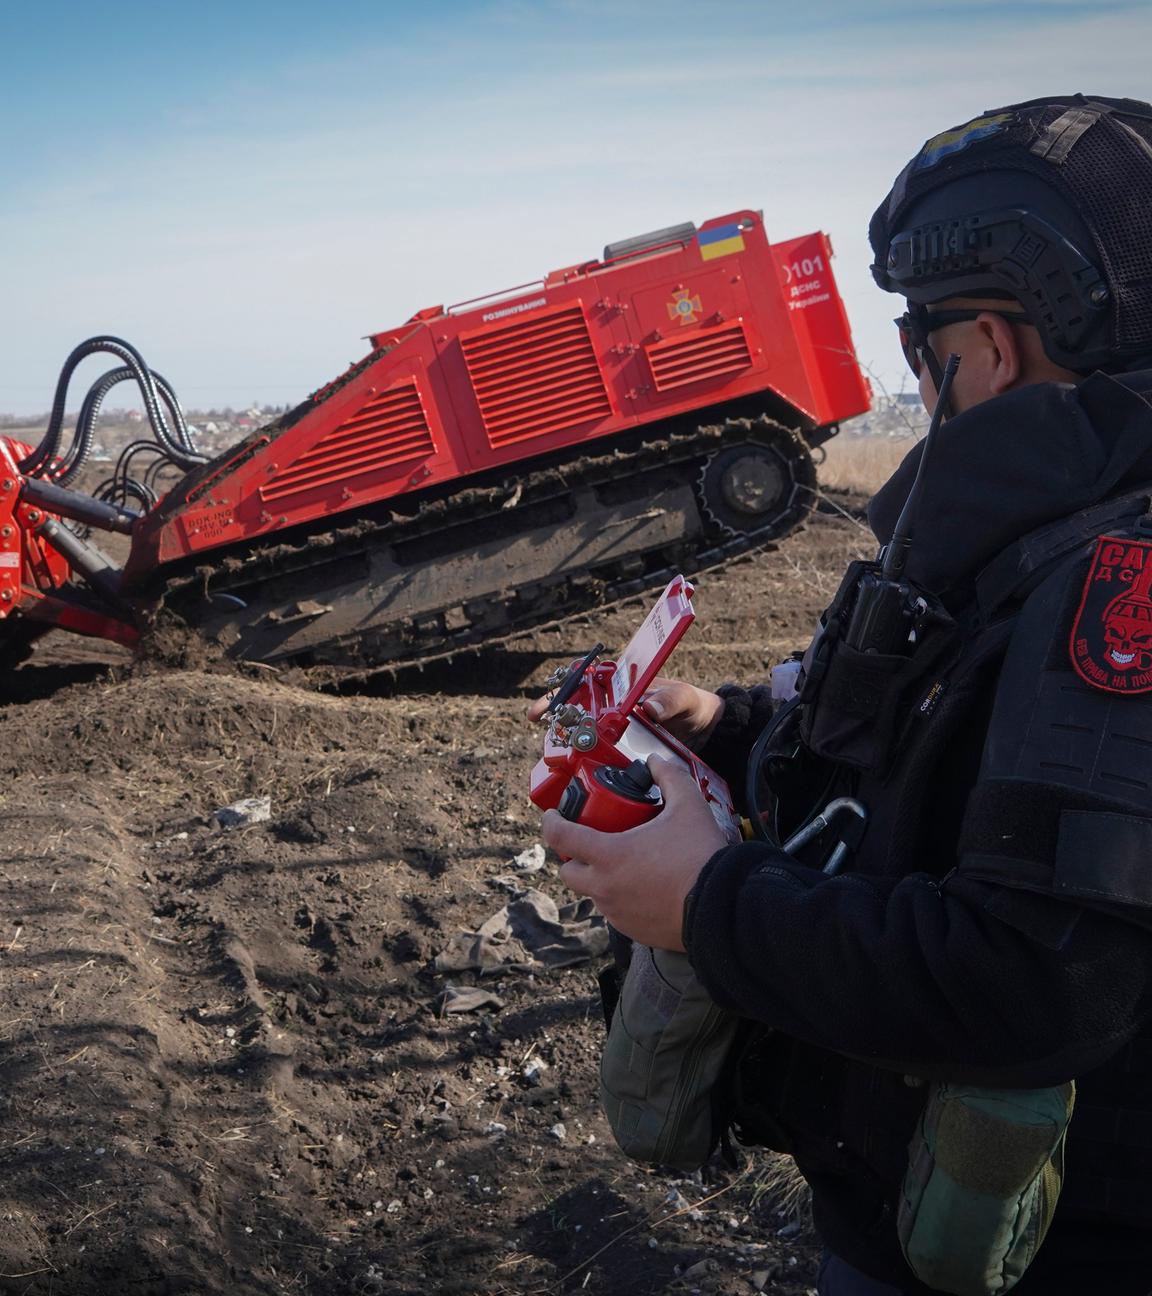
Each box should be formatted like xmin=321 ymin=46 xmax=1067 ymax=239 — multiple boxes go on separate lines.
xmin=529 ymin=576 xmax=742 ymax=842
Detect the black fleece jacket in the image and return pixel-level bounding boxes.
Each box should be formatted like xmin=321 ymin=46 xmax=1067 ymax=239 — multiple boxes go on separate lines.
xmin=683 ymin=373 xmax=1152 ymax=1290
xmin=685 ymin=372 xmax=1152 ymax=1079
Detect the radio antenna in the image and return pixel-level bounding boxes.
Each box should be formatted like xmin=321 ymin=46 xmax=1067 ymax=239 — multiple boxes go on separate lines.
xmin=881 ymin=352 xmax=959 ymax=582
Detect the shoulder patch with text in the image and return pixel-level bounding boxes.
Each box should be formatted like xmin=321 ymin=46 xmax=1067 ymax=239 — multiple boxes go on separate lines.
xmin=1070 ymin=536 xmax=1152 ymax=694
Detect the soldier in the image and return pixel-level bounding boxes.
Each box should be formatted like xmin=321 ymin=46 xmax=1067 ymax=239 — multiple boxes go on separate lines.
xmin=539 ymin=95 xmax=1152 ymax=1294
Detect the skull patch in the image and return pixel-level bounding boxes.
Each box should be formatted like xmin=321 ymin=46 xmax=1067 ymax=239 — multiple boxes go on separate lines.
xmin=1070 ymin=535 xmax=1152 ymax=694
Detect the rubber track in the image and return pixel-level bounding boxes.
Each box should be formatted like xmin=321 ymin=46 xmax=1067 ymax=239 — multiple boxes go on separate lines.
xmin=158 ymin=417 xmax=814 ymax=682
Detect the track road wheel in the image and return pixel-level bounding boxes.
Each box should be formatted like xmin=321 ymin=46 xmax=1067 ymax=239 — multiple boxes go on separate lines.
xmin=697 ymin=418 xmax=818 ymax=540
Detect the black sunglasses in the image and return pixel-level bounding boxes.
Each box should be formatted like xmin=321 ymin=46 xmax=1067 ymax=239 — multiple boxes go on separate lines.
xmin=894 ymin=307 xmax=1032 ymax=378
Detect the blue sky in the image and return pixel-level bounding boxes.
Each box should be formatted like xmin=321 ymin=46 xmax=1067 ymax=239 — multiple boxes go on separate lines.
xmin=2 ymin=0 xmax=1149 ymax=414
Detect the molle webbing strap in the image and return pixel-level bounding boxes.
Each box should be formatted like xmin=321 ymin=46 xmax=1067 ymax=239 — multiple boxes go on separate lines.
xmin=1030 ymin=106 xmax=1110 ymax=165
xmin=959 ymin=775 xmax=1075 ymax=877
xmin=974 ymin=488 xmax=1152 ymax=619
xmin=959 ymin=781 xmax=1152 ymax=923
xmin=1055 ymin=812 xmax=1152 ymax=908
xmin=960 ymin=777 xmax=1123 ymax=864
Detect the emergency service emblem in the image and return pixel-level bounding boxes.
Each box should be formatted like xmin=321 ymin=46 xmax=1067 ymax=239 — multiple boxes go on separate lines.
xmin=1070 ymin=536 xmax=1152 ymax=694
xmin=667 ymin=289 xmax=702 ymax=325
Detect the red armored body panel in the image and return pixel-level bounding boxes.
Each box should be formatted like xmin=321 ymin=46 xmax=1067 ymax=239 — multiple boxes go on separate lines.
xmin=3 ymin=210 xmax=870 ymax=669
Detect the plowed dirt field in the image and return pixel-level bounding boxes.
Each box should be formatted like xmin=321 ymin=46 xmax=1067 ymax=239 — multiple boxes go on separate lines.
xmin=0 ymin=470 xmax=889 ymax=1296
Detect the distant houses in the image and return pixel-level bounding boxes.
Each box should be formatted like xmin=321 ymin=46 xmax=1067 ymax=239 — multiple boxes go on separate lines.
xmin=0 ymin=403 xmax=291 ymax=474
xmin=843 ymin=392 xmax=926 ymax=439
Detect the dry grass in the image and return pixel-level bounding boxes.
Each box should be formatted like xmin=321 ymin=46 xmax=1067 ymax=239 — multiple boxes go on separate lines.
xmin=748 ymin=1151 xmax=813 ymax=1222
xmin=820 ymin=434 xmax=917 ymax=496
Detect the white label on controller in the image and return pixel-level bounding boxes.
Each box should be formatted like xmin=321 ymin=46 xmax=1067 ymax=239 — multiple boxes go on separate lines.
xmin=611 ymin=611 xmax=667 ymax=709
xmin=609 ymin=577 xmax=692 ymax=711
xmin=616 ymin=716 xmax=689 ymax=772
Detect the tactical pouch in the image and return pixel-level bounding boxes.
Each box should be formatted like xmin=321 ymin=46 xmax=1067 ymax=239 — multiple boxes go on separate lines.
xmin=897 ymin=1081 xmax=1075 ymax=1296
xmin=600 ymin=944 xmax=739 ymax=1171
xmin=800 ymin=641 xmax=911 ymax=771
xmin=795 ymin=560 xmax=956 ymax=774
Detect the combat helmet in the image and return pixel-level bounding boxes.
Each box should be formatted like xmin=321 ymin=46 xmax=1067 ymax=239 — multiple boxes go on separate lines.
xmin=871 ymin=94 xmax=1152 ymax=375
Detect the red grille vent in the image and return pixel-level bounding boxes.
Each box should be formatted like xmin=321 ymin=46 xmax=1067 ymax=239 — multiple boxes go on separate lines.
xmin=460 ymin=304 xmax=612 ymax=447
xmin=646 ymin=320 xmax=753 ymax=392
xmin=261 ymin=379 xmax=434 ymax=503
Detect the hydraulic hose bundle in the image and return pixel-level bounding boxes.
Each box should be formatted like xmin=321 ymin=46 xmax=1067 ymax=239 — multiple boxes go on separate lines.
xmin=22 ymin=337 xmax=206 ymax=500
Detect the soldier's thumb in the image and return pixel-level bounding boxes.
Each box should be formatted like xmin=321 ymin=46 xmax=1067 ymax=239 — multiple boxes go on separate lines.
xmin=647 ymin=754 xmax=694 ymax=799
xmin=541 ymin=809 xmax=607 ymax=865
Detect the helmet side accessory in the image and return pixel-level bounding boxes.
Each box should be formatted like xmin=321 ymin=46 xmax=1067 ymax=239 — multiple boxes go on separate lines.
xmin=871 ymin=95 xmax=1152 ymax=374
xmin=884 ymin=205 xmax=1108 ymax=370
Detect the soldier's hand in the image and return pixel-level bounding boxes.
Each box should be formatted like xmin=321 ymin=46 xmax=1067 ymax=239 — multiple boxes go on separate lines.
xmin=541 ymin=756 xmax=727 ymax=951
xmin=527 ymin=675 xmax=724 ymax=753
xmin=638 ymin=677 xmax=725 ymax=750
xmin=527 ymin=692 xmax=554 ymax=723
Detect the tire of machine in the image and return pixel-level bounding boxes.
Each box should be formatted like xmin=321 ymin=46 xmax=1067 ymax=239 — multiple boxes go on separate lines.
xmin=697 ymin=419 xmax=818 ymax=539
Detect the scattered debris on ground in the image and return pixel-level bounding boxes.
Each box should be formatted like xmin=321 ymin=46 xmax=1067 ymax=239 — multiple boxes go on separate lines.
xmin=0 ymin=504 xmax=871 ymax=1294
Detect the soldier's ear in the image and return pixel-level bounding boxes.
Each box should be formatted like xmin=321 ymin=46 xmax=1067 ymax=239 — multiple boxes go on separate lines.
xmin=979 ymin=311 xmax=1023 ymax=395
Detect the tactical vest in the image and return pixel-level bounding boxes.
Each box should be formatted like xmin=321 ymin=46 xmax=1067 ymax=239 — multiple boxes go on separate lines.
xmin=728 ymin=488 xmax=1152 ymax=1257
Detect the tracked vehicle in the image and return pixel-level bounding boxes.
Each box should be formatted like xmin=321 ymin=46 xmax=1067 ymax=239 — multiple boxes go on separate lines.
xmin=2 ymin=210 xmax=869 ymax=671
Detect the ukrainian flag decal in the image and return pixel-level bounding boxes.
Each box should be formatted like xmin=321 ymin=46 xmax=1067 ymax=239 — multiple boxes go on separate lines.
xmin=915 ymin=112 xmax=1013 ymax=171
xmin=698 ymin=223 xmax=745 ymax=261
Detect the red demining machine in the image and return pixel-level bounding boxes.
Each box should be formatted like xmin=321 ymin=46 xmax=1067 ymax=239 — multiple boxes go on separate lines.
xmin=2 ymin=210 xmax=870 ymax=673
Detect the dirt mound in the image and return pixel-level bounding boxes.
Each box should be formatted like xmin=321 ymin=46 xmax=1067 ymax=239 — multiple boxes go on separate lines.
xmin=0 ymin=507 xmax=872 ymax=1295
